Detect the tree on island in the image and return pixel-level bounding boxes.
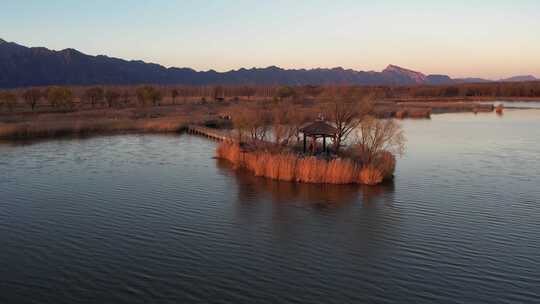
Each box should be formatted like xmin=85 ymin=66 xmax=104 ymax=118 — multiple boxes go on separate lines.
xmin=271 ymin=103 xmax=312 ymax=146
xmin=231 ymin=104 xmax=271 ymax=142
xmin=353 ymin=116 xmax=405 ymax=164
xmin=22 ymin=88 xmax=42 ymax=111
xmin=322 ymin=88 xmax=373 ymax=153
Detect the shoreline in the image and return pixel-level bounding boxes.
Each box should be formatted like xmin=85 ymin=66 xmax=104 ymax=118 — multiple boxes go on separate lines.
xmin=1 ymin=97 xmax=537 ymax=142
xmin=383 ymin=96 xmax=540 ymax=103
xmin=215 ymin=142 xmax=395 ymax=186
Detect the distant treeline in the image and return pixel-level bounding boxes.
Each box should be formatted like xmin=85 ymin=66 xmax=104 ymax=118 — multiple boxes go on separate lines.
xmin=338 ymin=81 xmax=540 ymax=99
xmin=402 ymin=82 xmax=540 ymax=98
xmin=1 ymin=82 xmax=540 ymax=113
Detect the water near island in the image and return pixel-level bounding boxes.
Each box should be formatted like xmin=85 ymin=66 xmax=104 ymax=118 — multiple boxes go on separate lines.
xmin=1 ymin=106 xmax=540 ymax=303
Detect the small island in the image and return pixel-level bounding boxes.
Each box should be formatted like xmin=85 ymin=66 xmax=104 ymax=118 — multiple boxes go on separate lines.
xmin=214 ymin=89 xmax=405 ymax=186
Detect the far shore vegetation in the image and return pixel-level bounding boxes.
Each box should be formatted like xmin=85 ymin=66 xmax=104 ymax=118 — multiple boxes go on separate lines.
xmin=0 ymin=81 xmax=538 ymax=141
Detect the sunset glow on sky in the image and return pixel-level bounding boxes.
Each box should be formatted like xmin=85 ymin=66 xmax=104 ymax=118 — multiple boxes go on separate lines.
xmin=2 ymin=0 xmax=539 ymax=79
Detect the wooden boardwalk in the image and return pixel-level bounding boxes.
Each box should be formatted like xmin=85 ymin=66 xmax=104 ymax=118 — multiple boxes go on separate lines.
xmin=186 ymin=125 xmax=234 ymax=142
xmin=186 ymin=125 xmax=273 ymax=148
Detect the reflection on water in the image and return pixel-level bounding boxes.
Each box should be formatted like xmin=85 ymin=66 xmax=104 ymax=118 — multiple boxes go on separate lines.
xmin=482 ymin=100 xmax=540 ymax=109
xmin=1 ymin=108 xmax=540 ymax=303
xmin=216 ymin=159 xmax=396 ymax=208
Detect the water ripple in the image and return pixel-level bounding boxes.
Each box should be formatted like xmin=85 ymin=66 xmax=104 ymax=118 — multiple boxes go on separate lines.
xmin=1 ymin=111 xmax=540 ymax=303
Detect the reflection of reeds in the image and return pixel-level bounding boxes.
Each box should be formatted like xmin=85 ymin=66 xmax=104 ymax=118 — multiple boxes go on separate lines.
xmin=216 ymin=142 xmax=395 ymax=185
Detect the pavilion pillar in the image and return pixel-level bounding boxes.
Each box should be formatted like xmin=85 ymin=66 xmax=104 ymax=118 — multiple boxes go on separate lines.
xmin=303 ymin=133 xmax=307 ymax=153
xmin=323 ymin=135 xmax=326 ymax=154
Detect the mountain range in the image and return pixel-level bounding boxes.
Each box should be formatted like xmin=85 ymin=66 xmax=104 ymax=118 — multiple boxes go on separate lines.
xmin=0 ymin=38 xmax=537 ymax=88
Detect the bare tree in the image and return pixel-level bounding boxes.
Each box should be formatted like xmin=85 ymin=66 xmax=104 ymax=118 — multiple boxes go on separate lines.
xmin=275 ymin=86 xmax=296 ymax=101
xmin=322 ymin=88 xmax=373 ymax=153
xmin=151 ymin=88 xmax=162 ymax=106
xmin=303 ymin=85 xmax=323 ymax=98
xmin=171 ymin=89 xmax=179 ymax=105
xmin=104 ymin=89 xmax=120 ymax=108
xmin=243 ymin=86 xmax=256 ymax=101
xmin=213 ymin=86 xmax=224 ymax=101
xmin=271 ymin=104 xmax=305 ymax=146
xmin=83 ymin=87 xmax=104 ymax=108
xmin=136 ymin=87 xmax=148 ymax=107
xmin=136 ymin=86 xmax=162 ymax=107
xmin=22 ymin=88 xmax=42 ymax=111
xmin=232 ymin=105 xmax=271 ymax=143
xmin=121 ymin=90 xmax=131 ymax=106
xmin=353 ymin=116 xmax=405 ymax=165
xmin=46 ymin=86 xmax=74 ymax=111
xmin=180 ymin=87 xmax=189 ymax=103
xmin=0 ymin=91 xmax=18 ymax=112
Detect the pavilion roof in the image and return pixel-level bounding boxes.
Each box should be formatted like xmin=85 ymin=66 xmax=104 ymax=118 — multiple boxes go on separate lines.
xmin=300 ymin=121 xmax=338 ymax=136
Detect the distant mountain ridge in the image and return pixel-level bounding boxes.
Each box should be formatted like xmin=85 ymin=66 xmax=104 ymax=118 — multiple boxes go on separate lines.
xmin=500 ymin=75 xmax=537 ymax=82
xmin=0 ymin=39 xmax=536 ymax=88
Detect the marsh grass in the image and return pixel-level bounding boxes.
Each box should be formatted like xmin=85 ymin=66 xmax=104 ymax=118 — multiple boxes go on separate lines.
xmin=0 ymin=105 xmax=213 ymax=140
xmin=216 ymin=142 xmax=395 ymax=185
xmin=0 ymin=116 xmax=188 ymax=140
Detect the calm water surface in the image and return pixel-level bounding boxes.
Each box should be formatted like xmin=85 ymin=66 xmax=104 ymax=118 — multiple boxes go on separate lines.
xmin=490 ymin=100 xmax=540 ymax=109
xmin=1 ymin=107 xmax=540 ymax=303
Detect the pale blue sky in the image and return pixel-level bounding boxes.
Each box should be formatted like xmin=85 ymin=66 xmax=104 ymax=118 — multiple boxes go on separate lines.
xmin=1 ymin=0 xmax=539 ymax=78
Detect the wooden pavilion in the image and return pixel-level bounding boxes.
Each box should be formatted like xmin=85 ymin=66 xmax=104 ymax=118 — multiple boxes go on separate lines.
xmin=300 ymin=120 xmax=338 ymax=154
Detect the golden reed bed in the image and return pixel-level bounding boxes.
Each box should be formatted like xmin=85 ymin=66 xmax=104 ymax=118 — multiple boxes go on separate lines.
xmin=216 ymin=142 xmax=395 ymax=185
xmin=0 ymin=117 xmax=189 ymax=140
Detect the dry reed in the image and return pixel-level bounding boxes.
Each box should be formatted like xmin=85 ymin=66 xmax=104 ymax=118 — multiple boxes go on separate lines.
xmin=359 ymin=166 xmax=384 ymax=185
xmin=216 ymin=142 xmax=393 ymax=185
xmin=0 ymin=116 xmax=188 ymax=140
xmin=373 ymin=151 xmax=396 ymax=179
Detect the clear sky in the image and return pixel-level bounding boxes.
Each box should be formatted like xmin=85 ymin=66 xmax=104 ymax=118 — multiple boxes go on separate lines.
xmin=1 ymin=0 xmax=539 ymax=79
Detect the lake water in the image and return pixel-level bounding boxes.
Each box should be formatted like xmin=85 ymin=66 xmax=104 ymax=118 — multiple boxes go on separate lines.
xmin=1 ymin=106 xmax=540 ymax=303
xmin=482 ymin=100 xmax=540 ymax=109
